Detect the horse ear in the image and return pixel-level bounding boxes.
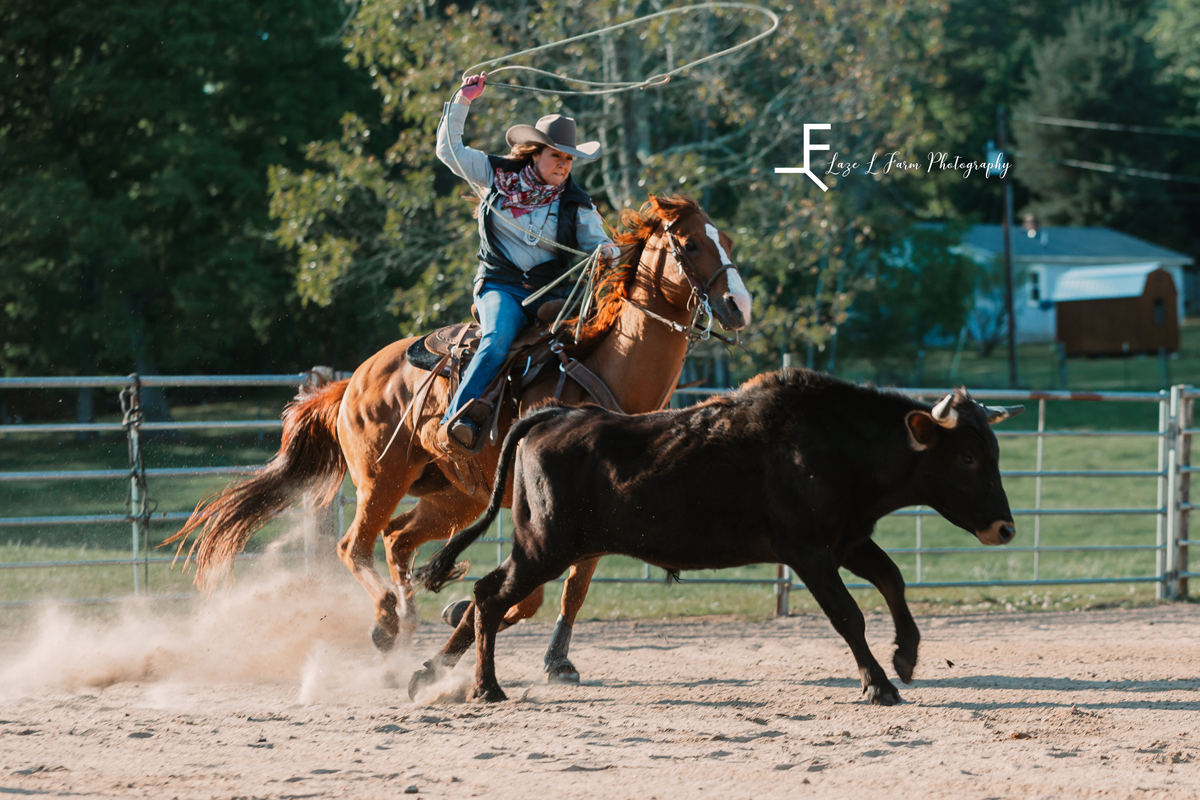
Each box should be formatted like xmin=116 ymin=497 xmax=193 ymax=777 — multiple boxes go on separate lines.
xmin=905 ymin=411 xmax=940 ymax=451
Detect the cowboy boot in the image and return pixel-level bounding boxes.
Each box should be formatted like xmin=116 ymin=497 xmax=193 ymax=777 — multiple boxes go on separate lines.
xmin=437 ymin=399 xmax=493 ymax=458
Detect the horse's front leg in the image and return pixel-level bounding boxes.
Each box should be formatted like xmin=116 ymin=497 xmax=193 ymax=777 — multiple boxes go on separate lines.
xmin=543 ymin=557 xmax=599 ymax=684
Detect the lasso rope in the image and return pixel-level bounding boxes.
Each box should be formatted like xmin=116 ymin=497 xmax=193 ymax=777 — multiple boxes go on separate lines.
xmin=444 ymin=2 xmax=779 ymax=330
xmin=463 ymin=2 xmax=780 ymax=97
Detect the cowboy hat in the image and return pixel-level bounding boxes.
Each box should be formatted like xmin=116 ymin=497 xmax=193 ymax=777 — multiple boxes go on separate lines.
xmin=506 ymin=114 xmax=600 ymax=161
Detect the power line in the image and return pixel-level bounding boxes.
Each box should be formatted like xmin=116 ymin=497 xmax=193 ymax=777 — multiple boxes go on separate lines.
xmin=1014 ymin=151 xmax=1200 ymax=185
xmin=1012 ymin=113 xmax=1200 ymax=139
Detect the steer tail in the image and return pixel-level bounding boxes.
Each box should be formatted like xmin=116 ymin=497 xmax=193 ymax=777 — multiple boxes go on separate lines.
xmin=162 ymin=379 xmax=350 ymax=592
xmin=415 ymin=404 xmax=574 ymax=593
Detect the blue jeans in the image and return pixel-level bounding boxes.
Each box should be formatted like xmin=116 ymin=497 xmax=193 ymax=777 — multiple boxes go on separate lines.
xmin=442 ymin=282 xmax=538 ymax=423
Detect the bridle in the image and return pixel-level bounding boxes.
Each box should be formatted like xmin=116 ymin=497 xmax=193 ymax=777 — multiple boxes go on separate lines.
xmin=622 ymin=219 xmax=743 ymax=350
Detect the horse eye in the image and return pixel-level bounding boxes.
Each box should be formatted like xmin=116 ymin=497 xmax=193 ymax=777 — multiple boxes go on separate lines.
xmin=684 ymin=240 xmax=698 ymax=252
xmin=961 ymin=454 xmax=974 ymax=466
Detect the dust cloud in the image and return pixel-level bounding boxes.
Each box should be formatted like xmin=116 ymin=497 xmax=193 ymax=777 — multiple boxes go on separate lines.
xmin=0 ymin=545 xmax=422 ymax=704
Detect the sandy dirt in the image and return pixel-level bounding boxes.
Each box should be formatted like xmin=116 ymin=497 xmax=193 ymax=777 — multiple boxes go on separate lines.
xmin=1 ymin=578 xmax=1198 ymax=799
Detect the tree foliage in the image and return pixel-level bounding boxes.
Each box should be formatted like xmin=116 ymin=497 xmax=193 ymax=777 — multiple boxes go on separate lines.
xmin=7 ymin=0 xmax=1195 ymax=382
xmin=840 ymin=223 xmax=979 ymax=361
xmin=0 ymin=0 xmax=377 ymax=377
xmin=1012 ymin=1 xmax=1181 ymax=239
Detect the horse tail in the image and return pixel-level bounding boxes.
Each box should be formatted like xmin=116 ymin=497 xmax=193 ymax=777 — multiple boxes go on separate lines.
xmin=163 ymin=379 xmax=350 ymax=591
xmin=415 ymin=403 xmax=574 ymax=593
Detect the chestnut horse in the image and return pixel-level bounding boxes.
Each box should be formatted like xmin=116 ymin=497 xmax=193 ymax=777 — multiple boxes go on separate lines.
xmin=166 ymin=195 xmax=752 ymax=681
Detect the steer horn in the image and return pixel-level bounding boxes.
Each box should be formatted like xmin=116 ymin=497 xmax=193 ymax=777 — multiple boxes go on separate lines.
xmin=930 ymin=394 xmax=958 ymax=428
xmin=985 ymin=405 xmax=1025 ymax=424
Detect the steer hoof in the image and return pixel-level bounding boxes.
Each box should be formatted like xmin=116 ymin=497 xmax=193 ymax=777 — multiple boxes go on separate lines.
xmin=408 ymin=659 xmax=440 ymax=701
xmin=441 ymin=599 xmax=472 ymax=628
xmin=371 ymin=623 xmax=397 ymax=653
xmin=545 ymin=658 xmax=580 ymax=684
xmin=865 ymin=682 xmax=902 ymax=706
xmin=472 ymin=683 xmax=508 ymax=703
xmin=893 ymin=652 xmax=916 ymax=685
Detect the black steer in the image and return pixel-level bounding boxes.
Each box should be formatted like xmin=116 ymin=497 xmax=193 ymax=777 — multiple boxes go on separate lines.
xmin=414 ymin=368 xmax=1022 ymax=705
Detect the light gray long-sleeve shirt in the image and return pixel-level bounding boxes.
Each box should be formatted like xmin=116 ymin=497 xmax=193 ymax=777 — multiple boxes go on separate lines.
xmin=436 ymin=100 xmax=612 ymax=274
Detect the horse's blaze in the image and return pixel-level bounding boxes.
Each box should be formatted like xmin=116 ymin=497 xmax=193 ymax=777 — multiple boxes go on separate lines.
xmin=724 ymin=268 xmax=752 ymax=327
xmin=976 ymin=520 xmax=1016 ymax=546
xmin=703 ymin=222 xmax=752 ymax=326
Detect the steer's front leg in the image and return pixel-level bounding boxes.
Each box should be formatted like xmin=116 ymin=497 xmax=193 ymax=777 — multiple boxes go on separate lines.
xmin=789 ymin=549 xmax=901 ymax=706
xmin=841 ymin=538 xmax=920 ymax=684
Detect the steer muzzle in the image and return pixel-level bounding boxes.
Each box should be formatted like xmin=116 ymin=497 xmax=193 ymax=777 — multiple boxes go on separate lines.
xmin=976 ymin=520 xmax=1016 ymax=546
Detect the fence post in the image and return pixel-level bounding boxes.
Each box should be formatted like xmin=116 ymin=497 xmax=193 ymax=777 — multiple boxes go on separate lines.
xmin=121 ymin=376 xmax=147 ymax=596
xmin=774 ymin=564 xmax=790 ymax=617
xmin=303 ymin=368 xmax=339 ymax=572
xmin=302 ymin=494 xmax=338 ymax=573
xmin=1164 ymin=386 xmax=1182 ymax=600
xmin=1034 ymin=398 xmax=1046 ymax=581
xmin=496 ymin=508 xmax=505 ymax=567
xmin=1171 ymin=383 xmax=1190 ymax=597
xmin=915 ymin=506 xmax=923 ymax=584
xmin=1156 ymin=392 xmax=1168 ymax=600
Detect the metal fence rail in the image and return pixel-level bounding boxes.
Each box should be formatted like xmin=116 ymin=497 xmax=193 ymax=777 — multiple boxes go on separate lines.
xmin=1 ymin=374 xmax=1194 ymax=614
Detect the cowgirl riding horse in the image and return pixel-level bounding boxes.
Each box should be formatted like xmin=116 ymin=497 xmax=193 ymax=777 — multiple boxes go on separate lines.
xmin=435 ymin=72 xmax=619 ymax=455
xmin=168 ymin=73 xmax=752 ymax=677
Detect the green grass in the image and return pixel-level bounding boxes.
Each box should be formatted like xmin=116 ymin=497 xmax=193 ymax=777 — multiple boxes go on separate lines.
xmin=0 ymin=348 xmax=1193 ymax=622
xmin=831 ymin=316 xmax=1200 ymax=391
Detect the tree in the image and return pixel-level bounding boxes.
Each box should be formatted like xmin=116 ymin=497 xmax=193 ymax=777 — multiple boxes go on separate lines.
xmin=1148 ymin=0 xmax=1200 ymax=125
xmin=840 ymin=224 xmax=979 ymax=362
xmin=930 ymin=0 xmax=1085 ymax=222
xmin=0 ymin=0 xmax=378 ymax=385
xmin=1012 ymin=1 xmax=1181 ymax=240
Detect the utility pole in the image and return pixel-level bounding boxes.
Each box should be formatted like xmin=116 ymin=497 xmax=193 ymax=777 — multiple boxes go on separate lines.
xmin=995 ymin=106 xmax=1018 ymax=388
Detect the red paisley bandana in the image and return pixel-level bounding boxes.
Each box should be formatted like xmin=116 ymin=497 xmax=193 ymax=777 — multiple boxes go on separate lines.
xmin=493 ymin=163 xmax=566 ymax=218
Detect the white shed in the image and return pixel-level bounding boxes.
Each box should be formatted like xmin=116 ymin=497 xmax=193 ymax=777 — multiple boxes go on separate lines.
xmin=957 ymin=226 xmax=1194 ymax=345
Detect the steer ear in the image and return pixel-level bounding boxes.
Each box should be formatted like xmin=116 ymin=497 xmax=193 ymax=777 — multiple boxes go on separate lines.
xmin=986 ymin=405 xmax=1025 ymax=424
xmin=905 ymin=410 xmax=940 ymax=451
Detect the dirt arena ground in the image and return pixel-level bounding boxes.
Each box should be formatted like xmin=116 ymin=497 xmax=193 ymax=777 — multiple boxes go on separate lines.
xmin=2 ymin=575 xmax=1198 ymax=799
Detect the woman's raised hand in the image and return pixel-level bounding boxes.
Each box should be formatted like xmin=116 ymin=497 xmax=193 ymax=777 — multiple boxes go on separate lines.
xmin=459 ymin=72 xmax=487 ymax=101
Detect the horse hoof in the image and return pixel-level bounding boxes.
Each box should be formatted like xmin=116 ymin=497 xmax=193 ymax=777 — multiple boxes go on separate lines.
xmin=865 ymin=683 xmax=902 ymax=706
xmin=893 ymin=652 xmax=916 ymax=685
xmin=545 ymin=658 xmax=580 ymax=684
xmin=472 ymin=684 xmax=508 ymax=703
xmin=408 ymin=660 xmax=439 ymax=701
xmin=371 ymin=623 xmax=397 ymax=653
xmin=442 ymin=599 xmax=471 ymax=628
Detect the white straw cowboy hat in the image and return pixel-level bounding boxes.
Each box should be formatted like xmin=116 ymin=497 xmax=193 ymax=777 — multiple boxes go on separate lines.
xmin=506 ymin=114 xmax=600 ymax=161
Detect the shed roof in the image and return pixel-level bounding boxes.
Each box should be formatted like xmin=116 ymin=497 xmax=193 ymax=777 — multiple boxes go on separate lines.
xmin=1049 ymin=263 xmax=1166 ymax=302
xmin=961 ymin=225 xmax=1192 ymax=264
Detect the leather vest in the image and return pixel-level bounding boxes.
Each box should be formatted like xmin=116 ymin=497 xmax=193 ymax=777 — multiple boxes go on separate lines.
xmin=475 ymin=154 xmax=593 ymax=298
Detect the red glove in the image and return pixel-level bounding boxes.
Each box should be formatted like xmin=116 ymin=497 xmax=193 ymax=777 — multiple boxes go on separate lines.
xmin=459 ymin=72 xmax=487 ymax=101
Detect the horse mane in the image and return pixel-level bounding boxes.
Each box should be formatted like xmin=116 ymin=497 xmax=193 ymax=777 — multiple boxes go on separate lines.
xmin=565 ymin=195 xmax=701 ymax=353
